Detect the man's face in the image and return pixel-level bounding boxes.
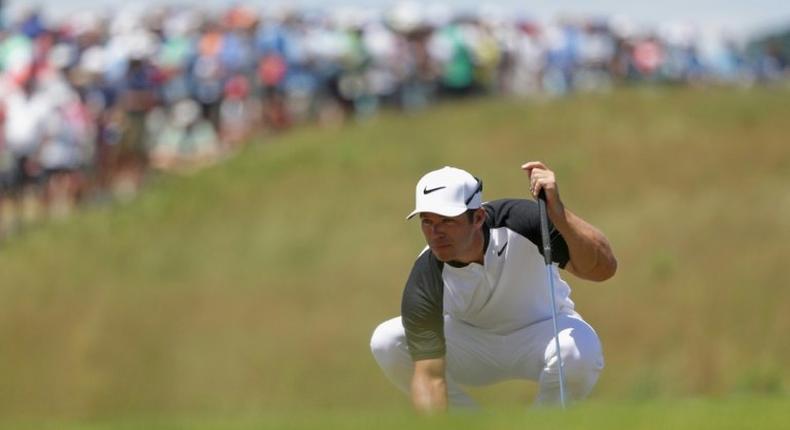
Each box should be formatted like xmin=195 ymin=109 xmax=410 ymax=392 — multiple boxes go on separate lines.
xmin=419 ymin=211 xmax=482 ymax=263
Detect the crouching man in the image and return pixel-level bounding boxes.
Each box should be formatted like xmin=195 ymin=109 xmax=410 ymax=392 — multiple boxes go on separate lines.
xmin=371 ymin=163 xmax=617 ymax=412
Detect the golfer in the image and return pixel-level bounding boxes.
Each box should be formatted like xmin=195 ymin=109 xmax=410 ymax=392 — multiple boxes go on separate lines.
xmin=370 ymin=162 xmax=617 ymax=412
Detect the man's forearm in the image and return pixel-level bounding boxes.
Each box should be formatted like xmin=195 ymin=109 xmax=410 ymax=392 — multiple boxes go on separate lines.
xmin=411 ymin=358 xmax=448 ymax=414
xmin=411 ymin=373 xmax=448 ymax=413
xmin=554 ymin=207 xmax=617 ymax=282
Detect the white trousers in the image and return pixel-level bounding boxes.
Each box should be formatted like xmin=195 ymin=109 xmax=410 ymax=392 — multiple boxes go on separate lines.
xmin=370 ymin=313 xmax=604 ymax=408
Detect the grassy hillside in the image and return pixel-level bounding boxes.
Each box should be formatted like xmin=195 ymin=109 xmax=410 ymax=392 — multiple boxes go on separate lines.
xmin=1 ymin=85 xmax=788 ymax=422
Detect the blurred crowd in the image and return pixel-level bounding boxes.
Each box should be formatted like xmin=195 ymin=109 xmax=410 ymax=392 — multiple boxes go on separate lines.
xmin=0 ymin=3 xmax=788 ymax=238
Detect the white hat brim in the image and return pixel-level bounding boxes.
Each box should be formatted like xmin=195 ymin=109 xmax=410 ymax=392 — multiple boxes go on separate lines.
xmin=406 ymin=204 xmax=468 ymax=220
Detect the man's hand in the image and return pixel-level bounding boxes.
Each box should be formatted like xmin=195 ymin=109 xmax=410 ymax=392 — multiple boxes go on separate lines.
xmin=521 ymin=161 xmax=618 ymax=282
xmin=522 ymin=161 xmax=565 ymax=222
xmin=411 ymin=358 xmax=448 ymax=414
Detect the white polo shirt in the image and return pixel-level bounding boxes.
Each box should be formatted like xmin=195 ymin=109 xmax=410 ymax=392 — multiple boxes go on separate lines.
xmin=401 ymin=199 xmax=575 ymax=360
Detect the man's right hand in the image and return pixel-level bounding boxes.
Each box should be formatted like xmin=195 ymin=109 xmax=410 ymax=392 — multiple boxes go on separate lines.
xmin=411 ymin=357 xmax=448 ymax=414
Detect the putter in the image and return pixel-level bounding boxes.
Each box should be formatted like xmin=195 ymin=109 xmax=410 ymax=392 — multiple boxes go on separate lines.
xmin=537 ymin=189 xmax=567 ymax=408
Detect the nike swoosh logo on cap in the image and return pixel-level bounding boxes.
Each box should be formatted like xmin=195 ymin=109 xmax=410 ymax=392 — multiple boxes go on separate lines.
xmin=497 ymin=242 xmax=508 ymax=256
xmin=423 ymin=186 xmax=446 ymax=194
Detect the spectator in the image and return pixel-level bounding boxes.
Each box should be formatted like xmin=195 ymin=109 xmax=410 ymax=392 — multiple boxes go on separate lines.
xmin=3 ymin=71 xmax=50 ymax=223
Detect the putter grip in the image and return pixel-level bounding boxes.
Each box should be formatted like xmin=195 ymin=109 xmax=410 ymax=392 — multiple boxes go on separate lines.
xmin=537 ymin=190 xmax=552 ymax=265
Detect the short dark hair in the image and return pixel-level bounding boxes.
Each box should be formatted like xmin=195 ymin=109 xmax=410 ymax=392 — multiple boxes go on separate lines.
xmin=465 ymin=208 xmax=483 ymax=223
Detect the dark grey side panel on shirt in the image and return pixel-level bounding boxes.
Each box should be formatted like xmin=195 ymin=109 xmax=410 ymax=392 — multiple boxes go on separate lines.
xmin=401 ymin=250 xmax=445 ymax=360
xmin=484 ymin=199 xmax=570 ymax=268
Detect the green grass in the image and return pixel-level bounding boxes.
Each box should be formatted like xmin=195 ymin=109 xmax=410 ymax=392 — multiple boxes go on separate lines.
xmin=3 ymin=397 xmax=788 ymax=429
xmin=1 ymin=85 xmax=789 ymax=426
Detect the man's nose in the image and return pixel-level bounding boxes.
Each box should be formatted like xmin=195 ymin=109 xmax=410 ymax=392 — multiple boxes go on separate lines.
xmin=429 ymin=224 xmax=445 ymax=237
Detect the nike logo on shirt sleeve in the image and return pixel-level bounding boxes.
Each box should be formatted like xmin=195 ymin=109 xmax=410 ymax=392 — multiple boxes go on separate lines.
xmin=497 ymin=242 xmax=508 ymax=256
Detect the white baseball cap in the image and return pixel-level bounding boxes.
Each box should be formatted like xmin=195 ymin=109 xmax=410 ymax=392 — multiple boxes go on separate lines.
xmin=406 ymin=166 xmax=483 ymax=220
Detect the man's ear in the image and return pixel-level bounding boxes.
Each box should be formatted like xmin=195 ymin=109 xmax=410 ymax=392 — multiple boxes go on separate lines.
xmin=473 ymin=208 xmax=486 ymax=227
